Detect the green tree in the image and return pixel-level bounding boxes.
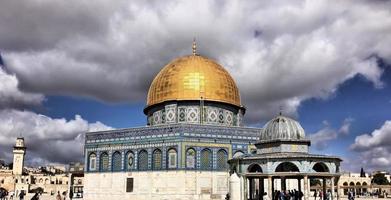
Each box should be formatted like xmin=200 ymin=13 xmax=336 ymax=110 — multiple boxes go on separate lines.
xmin=371 ymin=173 xmax=390 ymax=185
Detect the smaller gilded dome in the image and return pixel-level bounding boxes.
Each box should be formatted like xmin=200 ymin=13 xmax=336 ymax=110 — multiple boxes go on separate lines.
xmin=261 ymin=115 xmax=305 ymax=140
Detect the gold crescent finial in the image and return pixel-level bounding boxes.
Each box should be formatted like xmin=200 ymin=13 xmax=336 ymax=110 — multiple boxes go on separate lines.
xmin=192 ymin=38 xmax=197 ymax=55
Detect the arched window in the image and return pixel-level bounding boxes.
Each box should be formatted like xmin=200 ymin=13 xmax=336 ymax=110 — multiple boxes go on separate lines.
xmin=112 ymin=151 xmax=122 ymax=171
xmin=313 ymin=162 xmax=329 ymax=172
xmin=186 ymin=148 xmax=196 ymax=169
xmin=216 ymin=149 xmax=228 ymax=170
xmin=126 ymin=151 xmax=135 ymax=170
xmin=167 ymin=148 xmax=177 ymax=169
xmin=152 ymin=149 xmax=162 ymax=170
xmin=200 ymin=148 xmax=212 ymax=170
xmin=275 ymin=162 xmax=299 ymax=172
xmin=100 ymin=152 xmax=109 ymax=171
xmin=138 ymin=150 xmax=148 ymax=170
xmin=88 ymin=153 xmax=97 ymax=171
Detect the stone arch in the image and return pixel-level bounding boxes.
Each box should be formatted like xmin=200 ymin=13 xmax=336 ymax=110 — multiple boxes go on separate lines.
xmin=356 ymin=182 xmax=361 ymax=194
xmin=362 ymin=182 xmax=368 ymax=193
xmin=39 ymin=178 xmax=43 ymax=184
xmin=248 ymin=163 xmax=263 ymax=173
xmin=112 ymin=151 xmax=122 ymax=171
xmin=349 ymin=181 xmax=355 ymax=189
xmin=312 ymin=162 xmax=329 ymax=172
xmin=45 ymin=178 xmax=50 ymax=184
xmin=275 ymin=162 xmax=299 ymax=172
xmin=343 ymin=182 xmax=349 ymax=195
xmin=167 ymin=148 xmax=178 ymax=169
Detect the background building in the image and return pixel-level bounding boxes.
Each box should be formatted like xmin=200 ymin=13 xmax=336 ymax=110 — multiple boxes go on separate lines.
xmin=0 ymin=138 xmax=84 ymax=199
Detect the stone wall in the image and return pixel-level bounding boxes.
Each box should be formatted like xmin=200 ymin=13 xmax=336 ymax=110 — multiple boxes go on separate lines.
xmin=84 ymin=171 xmax=229 ymax=200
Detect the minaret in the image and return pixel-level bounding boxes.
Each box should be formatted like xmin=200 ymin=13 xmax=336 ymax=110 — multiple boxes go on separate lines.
xmin=12 ymin=137 xmax=26 ymax=175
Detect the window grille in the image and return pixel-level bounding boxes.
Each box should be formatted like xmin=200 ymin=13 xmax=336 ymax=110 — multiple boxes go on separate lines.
xmin=217 ymin=149 xmax=228 ymax=170
xmin=152 ymin=149 xmax=162 ymax=170
xmin=100 ymin=152 xmax=109 ymax=171
xmin=200 ymin=149 xmax=212 ymax=170
xmin=138 ymin=150 xmax=148 ymax=170
xmin=112 ymin=151 xmax=122 ymax=171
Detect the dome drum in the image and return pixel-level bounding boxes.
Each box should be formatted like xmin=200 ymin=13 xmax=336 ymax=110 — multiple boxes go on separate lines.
xmin=145 ymin=100 xmax=244 ymax=126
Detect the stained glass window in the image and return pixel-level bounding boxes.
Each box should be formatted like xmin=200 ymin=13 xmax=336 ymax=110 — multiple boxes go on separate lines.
xmin=186 ymin=148 xmax=196 ymax=169
xmin=200 ymin=148 xmax=212 ymax=170
xmin=126 ymin=151 xmax=135 ymax=170
xmin=112 ymin=151 xmax=122 ymax=171
xmin=88 ymin=153 xmax=96 ymax=171
xmin=217 ymin=149 xmax=228 ymax=170
xmin=138 ymin=150 xmax=148 ymax=170
xmin=100 ymin=152 xmax=109 ymax=171
xmin=167 ymin=148 xmax=177 ymax=169
xmin=152 ymin=149 xmax=162 ymax=170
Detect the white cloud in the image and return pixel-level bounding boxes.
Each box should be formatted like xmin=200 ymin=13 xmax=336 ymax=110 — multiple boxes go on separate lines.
xmin=338 ymin=117 xmax=354 ymax=136
xmin=309 ymin=126 xmax=337 ymax=150
xmin=0 ymin=0 xmax=390 ymax=123
xmin=350 ymin=120 xmax=391 ymax=171
xmin=0 ymin=68 xmax=44 ymax=108
xmin=309 ymin=117 xmax=354 ymax=150
xmin=0 ymin=109 xmax=112 ymax=165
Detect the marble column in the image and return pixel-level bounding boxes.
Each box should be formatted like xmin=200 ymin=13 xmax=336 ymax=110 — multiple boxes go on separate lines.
xmin=331 ymin=177 xmax=335 ymax=200
xmin=304 ymin=176 xmax=309 ymax=200
xmin=229 ymin=172 xmax=241 ymax=200
xmin=268 ymin=176 xmax=273 ymax=200
xmin=322 ymin=178 xmax=327 ymax=200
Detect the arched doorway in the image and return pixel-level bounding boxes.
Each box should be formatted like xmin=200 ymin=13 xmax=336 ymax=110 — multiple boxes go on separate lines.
xmin=343 ymin=182 xmax=349 ymax=195
xmin=362 ymin=182 xmax=368 ymax=193
xmin=349 ymin=182 xmax=355 ymax=193
xmin=356 ymin=182 xmax=361 ymax=195
xmin=247 ymin=164 xmax=264 ymax=200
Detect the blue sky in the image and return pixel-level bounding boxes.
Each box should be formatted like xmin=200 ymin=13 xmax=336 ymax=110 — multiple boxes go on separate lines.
xmin=0 ymin=0 xmax=390 ymax=172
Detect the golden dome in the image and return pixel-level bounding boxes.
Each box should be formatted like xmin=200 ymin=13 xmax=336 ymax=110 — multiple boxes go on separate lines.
xmin=146 ymin=55 xmax=241 ymax=107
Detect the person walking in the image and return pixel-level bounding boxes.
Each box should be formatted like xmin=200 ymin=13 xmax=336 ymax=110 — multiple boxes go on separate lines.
xmin=314 ymin=190 xmax=318 ymax=200
xmin=18 ymin=191 xmax=25 ymax=200
xmin=56 ymin=192 xmax=61 ymax=200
